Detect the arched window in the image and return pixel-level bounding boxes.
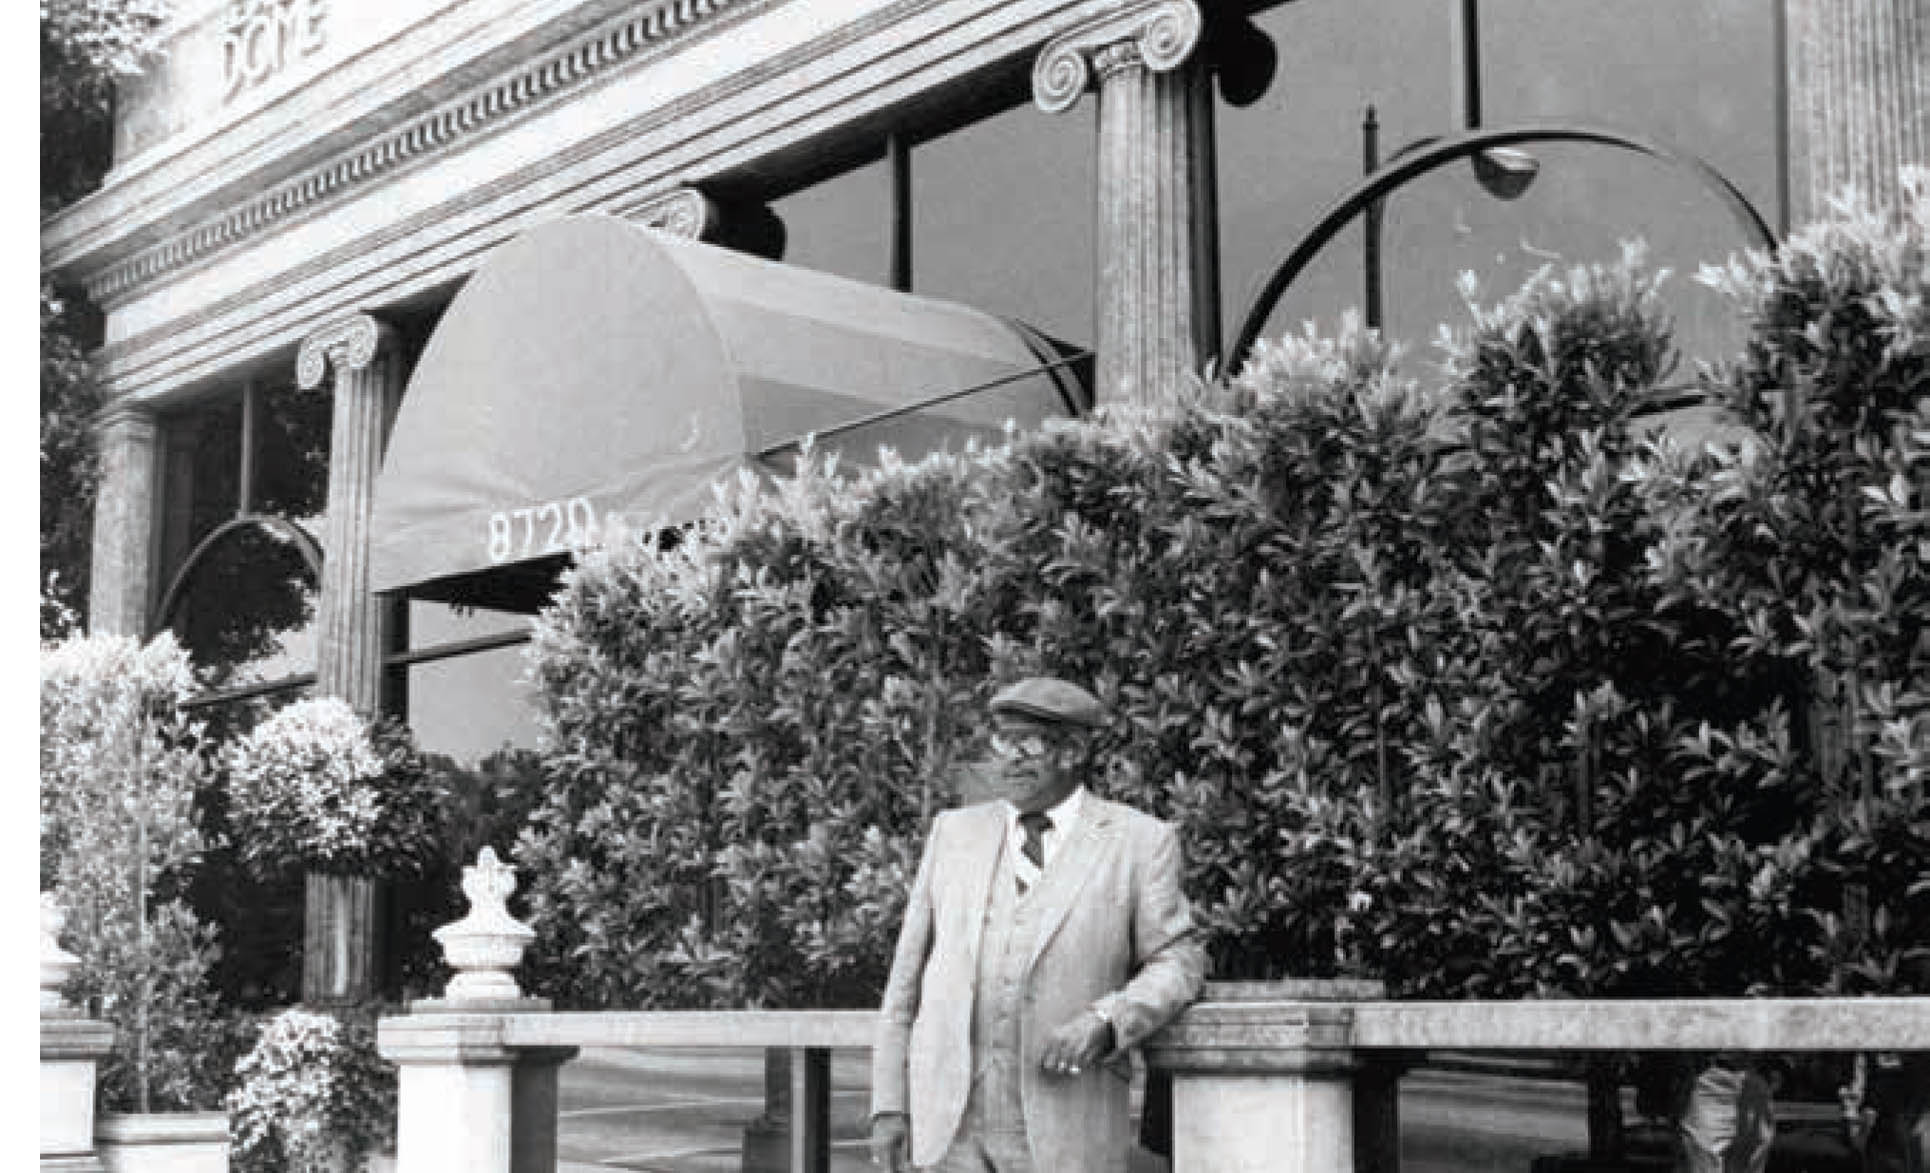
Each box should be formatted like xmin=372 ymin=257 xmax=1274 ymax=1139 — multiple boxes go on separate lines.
xmin=154 ymin=378 xmax=330 ymax=710
xmin=154 ymin=514 xmax=323 ymax=702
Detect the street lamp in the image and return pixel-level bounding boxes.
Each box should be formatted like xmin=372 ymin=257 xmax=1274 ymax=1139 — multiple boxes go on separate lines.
xmin=1364 ymin=0 xmax=1539 ymax=329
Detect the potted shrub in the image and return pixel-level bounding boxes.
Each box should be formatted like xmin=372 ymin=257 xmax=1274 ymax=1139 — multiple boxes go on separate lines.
xmin=222 ymin=696 xmax=444 ymax=1004
xmin=227 ymin=1006 xmax=397 ymax=1173
xmin=41 ymin=631 xmax=243 ymax=1171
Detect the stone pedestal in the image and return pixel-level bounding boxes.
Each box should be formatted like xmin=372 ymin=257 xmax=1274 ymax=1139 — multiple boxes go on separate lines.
xmin=95 ymin=1113 xmax=231 ymax=1173
xmin=44 ymin=893 xmax=112 ymax=1172
xmin=88 ymin=402 xmax=160 ymax=637
xmin=379 ymin=1015 xmax=576 ymax=1173
xmin=1035 ymin=0 xmax=1218 ymax=409
xmin=1142 ymin=982 xmax=1385 ymax=1173
xmin=42 ymin=1017 xmax=115 ymax=1171
xmin=379 ymin=854 xmax=573 ymax=1173
xmin=1786 ymin=0 xmax=1930 ymax=223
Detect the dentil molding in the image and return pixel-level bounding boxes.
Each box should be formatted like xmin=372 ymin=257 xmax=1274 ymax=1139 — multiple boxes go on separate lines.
xmin=83 ymin=0 xmax=757 ymax=307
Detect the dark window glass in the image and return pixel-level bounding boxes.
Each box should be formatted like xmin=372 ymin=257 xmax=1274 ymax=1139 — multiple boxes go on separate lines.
xmin=912 ymin=98 xmax=1097 ymax=348
xmin=403 ymin=601 xmax=540 ymax=765
xmin=254 ymin=380 xmax=331 ymax=526
xmin=160 ymin=377 xmax=330 ymax=687
xmin=1217 ymin=0 xmax=1777 ymax=380
xmin=161 ymin=395 xmax=243 ymax=570
xmin=162 ymin=520 xmax=320 ymax=689
xmin=769 ymin=157 xmax=893 ymax=285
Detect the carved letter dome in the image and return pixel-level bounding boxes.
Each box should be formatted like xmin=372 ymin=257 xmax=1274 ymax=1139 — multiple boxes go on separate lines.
xmin=369 ymin=214 xmax=1086 ymax=605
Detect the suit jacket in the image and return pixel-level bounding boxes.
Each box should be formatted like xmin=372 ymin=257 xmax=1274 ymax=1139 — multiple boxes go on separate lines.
xmin=871 ymin=795 xmax=1206 ymax=1172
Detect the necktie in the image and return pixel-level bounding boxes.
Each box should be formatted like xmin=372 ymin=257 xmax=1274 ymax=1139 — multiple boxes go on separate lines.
xmin=1017 ymin=811 xmax=1052 ymax=893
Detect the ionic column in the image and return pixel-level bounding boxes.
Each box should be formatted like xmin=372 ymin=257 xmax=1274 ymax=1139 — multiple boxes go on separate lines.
xmin=87 ymin=400 xmax=161 ymax=638
xmin=1785 ymin=0 xmax=1930 ymax=224
xmin=298 ymin=312 xmax=402 ymax=718
xmin=1035 ymin=0 xmax=1219 ymax=409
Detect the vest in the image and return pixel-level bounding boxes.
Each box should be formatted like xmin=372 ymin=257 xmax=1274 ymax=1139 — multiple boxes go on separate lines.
xmin=969 ymin=838 xmax=1046 ymax=1136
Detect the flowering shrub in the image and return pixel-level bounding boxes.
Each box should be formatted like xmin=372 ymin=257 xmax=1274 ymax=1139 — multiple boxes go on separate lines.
xmin=223 ymin=697 xmax=444 ymax=878
xmin=41 ymin=630 xmax=234 ymax=1112
xmin=227 ymin=1007 xmax=394 ymax=1173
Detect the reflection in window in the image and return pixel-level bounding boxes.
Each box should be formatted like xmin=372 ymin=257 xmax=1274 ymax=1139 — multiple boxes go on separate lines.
xmin=402 ymin=601 xmax=540 ymax=766
xmin=768 ymin=156 xmax=893 ymax=286
xmin=159 ymin=378 xmax=331 ymax=692
xmin=1216 ymin=0 xmax=1776 ymax=377
xmin=912 ymin=98 xmax=1097 ymax=348
xmin=162 ymin=520 xmax=320 ymax=689
xmin=253 ymin=381 xmax=331 ymax=528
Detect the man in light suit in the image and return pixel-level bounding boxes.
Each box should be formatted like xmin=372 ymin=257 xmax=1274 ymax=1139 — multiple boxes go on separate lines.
xmin=870 ymin=677 xmax=1206 ymax=1173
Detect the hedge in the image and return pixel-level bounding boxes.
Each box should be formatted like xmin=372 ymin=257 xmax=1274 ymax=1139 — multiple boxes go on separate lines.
xmin=517 ymin=178 xmax=1930 ymax=1009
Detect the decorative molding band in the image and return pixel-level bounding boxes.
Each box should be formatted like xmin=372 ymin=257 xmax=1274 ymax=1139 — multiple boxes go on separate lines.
xmin=91 ymin=397 xmax=161 ymax=437
xmin=621 ymin=186 xmax=717 ymax=238
xmin=1032 ymin=0 xmax=1202 ymax=114
xmin=85 ymin=0 xmax=757 ymax=306
xmin=297 ymin=312 xmax=390 ymax=389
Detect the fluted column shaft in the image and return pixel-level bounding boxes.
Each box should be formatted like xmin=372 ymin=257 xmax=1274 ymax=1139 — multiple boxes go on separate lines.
xmin=298 ymin=313 xmax=402 ymax=718
xmin=1037 ymin=0 xmax=1218 ymax=409
xmin=88 ymin=402 xmax=161 ymax=637
xmin=1787 ymin=0 xmax=1930 ymax=222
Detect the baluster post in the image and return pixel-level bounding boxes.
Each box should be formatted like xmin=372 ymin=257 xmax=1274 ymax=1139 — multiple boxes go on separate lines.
xmin=1143 ymin=981 xmax=1385 ymax=1173
xmin=40 ymin=894 xmax=115 ymax=1171
xmin=376 ymin=849 xmax=577 ymax=1173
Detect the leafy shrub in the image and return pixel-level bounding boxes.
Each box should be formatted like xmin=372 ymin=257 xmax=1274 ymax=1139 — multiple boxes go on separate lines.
xmin=40 ymin=630 xmax=234 ymax=1112
xmin=520 ymin=176 xmax=1929 ymax=1009
xmin=227 ymin=1007 xmax=394 ymax=1173
xmin=222 ymin=696 xmax=445 ymax=879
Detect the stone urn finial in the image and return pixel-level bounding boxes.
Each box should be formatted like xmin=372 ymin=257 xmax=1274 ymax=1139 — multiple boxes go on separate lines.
xmin=432 ymin=847 xmax=536 ymax=1004
xmin=41 ymin=893 xmax=81 ymax=1014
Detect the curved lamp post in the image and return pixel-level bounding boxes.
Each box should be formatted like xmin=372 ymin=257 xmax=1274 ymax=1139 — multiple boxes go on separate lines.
xmin=1229 ymin=122 xmax=1778 ymax=371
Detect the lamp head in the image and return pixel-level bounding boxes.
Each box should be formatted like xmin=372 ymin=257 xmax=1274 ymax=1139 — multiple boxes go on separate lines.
xmin=1473 ymin=146 xmax=1540 ymax=200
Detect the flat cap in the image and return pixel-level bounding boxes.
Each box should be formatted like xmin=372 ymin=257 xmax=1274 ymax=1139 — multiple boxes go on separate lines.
xmin=989 ymin=677 xmax=1103 ymax=729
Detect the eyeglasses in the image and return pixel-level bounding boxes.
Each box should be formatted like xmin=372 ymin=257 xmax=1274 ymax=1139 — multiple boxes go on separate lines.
xmin=990 ymin=731 xmax=1055 ymax=759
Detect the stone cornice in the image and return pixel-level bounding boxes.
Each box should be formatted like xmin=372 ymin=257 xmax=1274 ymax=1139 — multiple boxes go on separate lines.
xmin=74 ymin=0 xmax=762 ymax=307
xmin=79 ymin=0 xmax=1127 ymax=402
xmin=1032 ymin=0 xmax=1202 ymax=114
xmin=296 ymin=312 xmax=392 ymax=388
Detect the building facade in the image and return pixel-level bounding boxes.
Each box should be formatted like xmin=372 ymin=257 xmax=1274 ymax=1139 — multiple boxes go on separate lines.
xmin=42 ymin=0 xmax=1929 ymax=761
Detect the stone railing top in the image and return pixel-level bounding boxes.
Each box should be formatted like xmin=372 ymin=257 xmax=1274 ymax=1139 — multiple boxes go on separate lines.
xmin=1343 ymin=996 xmax=1930 ymax=1053
xmin=379 ymin=992 xmax=1930 ymax=1059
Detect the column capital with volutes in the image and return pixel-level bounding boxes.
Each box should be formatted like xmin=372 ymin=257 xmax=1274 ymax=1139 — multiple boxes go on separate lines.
xmin=297 ymin=312 xmax=396 ymax=391
xmin=628 ymin=186 xmax=718 ymax=240
xmin=1033 ymin=0 xmax=1205 ymax=114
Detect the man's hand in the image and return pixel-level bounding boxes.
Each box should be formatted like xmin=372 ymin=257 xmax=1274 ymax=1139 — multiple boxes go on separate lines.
xmin=1038 ymin=1008 xmax=1114 ymax=1077
xmin=870 ymin=1111 xmax=909 ymax=1171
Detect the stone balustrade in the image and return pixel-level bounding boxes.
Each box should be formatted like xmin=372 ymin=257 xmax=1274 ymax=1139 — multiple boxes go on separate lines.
xmin=377 ymin=851 xmax=1930 ymax=1173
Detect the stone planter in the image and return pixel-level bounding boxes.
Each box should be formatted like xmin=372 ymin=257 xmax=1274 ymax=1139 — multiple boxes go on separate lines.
xmin=304 ymin=871 xmax=384 ymax=1004
xmin=96 ymin=1112 xmax=230 ymax=1173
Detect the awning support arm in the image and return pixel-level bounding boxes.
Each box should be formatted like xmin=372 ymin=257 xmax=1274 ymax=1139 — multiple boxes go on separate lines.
xmin=754 ymin=348 xmax=1093 ymax=461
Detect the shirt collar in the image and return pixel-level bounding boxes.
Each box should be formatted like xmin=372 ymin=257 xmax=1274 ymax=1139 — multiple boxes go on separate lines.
xmin=1007 ymin=785 xmax=1085 ymax=834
